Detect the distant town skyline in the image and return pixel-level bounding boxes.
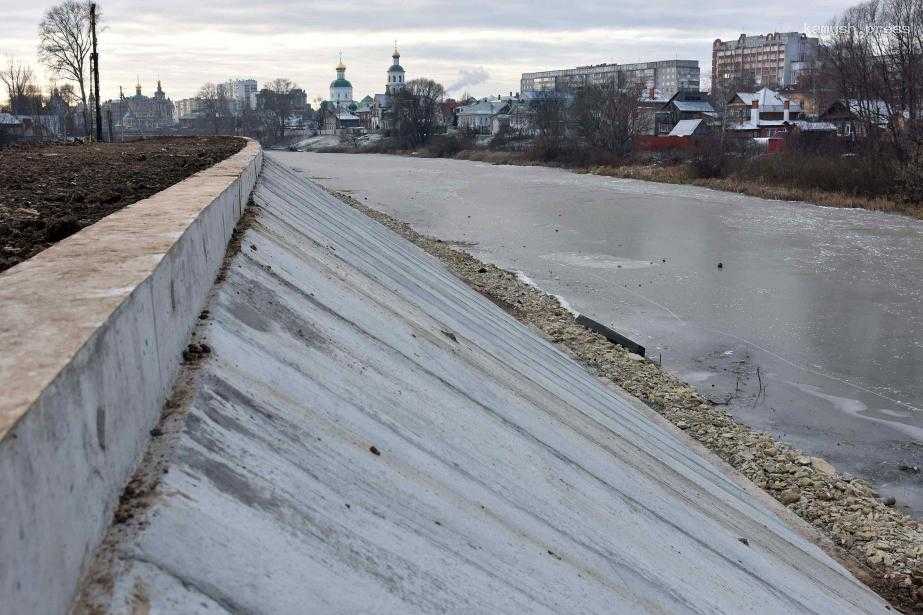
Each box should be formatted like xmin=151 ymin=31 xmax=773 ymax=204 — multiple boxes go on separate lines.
xmin=1 ymin=0 xmax=855 ymax=102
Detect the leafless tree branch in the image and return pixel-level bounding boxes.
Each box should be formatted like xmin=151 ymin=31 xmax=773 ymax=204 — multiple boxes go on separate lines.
xmin=38 ymin=1 xmax=95 ymax=136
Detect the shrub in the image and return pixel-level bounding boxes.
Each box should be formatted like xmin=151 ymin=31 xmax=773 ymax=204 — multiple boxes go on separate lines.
xmin=898 ymin=150 xmax=923 ymax=204
xmin=689 ymin=135 xmax=728 ymax=179
xmin=427 ymin=132 xmax=473 ymax=157
xmin=728 ymin=151 xmax=896 ymax=198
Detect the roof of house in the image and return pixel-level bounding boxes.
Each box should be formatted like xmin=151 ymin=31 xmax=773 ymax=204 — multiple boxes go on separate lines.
xmin=727 ymin=119 xmax=837 ymax=131
xmin=733 ymin=88 xmax=802 ymax=113
xmin=456 ymin=98 xmax=510 ymax=116
xmin=671 ymin=100 xmax=715 ymax=113
xmin=0 ymin=112 xmax=22 ymax=126
xmin=792 ymin=120 xmax=837 ymax=131
xmin=726 ymin=120 xmax=782 ymax=130
xmin=638 ymin=89 xmax=670 ymax=105
xmin=668 ymin=118 xmax=704 ymax=136
xmin=845 ymin=99 xmax=889 ymax=116
xmin=508 ymin=100 xmax=532 ymax=114
xmin=840 ymin=99 xmax=893 ymax=125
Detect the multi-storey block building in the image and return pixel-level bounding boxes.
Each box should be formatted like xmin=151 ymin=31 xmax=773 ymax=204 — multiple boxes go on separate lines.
xmin=214 ymin=79 xmax=259 ymax=115
xmin=520 ymin=60 xmax=700 ymax=98
xmin=174 ymin=97 xmax=203 ymax=121
xmin=712 ymin=32 xmax=819 ymax=89
xmin=218 ymin=78 xmax=259 ymax=114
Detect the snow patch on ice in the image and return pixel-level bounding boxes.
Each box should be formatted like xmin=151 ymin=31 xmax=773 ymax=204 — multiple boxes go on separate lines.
xmin=515 ymin=271 xmax=580 ymax=316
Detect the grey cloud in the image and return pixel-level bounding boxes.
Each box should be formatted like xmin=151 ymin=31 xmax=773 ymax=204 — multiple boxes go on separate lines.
xmin=0 ymin=0 xmax=857 ymax=100
xmin=73 ymin=0 xmax=847 ymax=35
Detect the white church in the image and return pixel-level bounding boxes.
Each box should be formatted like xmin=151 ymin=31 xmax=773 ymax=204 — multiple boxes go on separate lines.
xmin=322 ymin=45 xmax=409 ymax=132
xmin=329 ymin=55 xmax=354 ymax=107
xmin=385 ymin=45 xmax=405 ymax=95
xmin=370 ymin=45 xmax=407 ymax=130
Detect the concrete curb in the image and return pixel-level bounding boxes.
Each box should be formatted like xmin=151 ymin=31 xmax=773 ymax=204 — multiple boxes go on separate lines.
xmin=0 ymin=139 xmax=262 ymax=615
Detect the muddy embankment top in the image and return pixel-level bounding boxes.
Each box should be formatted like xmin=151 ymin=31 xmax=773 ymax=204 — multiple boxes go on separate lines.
xmin=0 ymin=140 xmax=262 ymax=615
xmin=78 ymin=157 xmax=890 ymax=613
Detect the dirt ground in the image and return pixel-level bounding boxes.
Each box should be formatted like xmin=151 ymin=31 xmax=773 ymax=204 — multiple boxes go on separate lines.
xmin=0 ymin=137 xmax=245 ymax=273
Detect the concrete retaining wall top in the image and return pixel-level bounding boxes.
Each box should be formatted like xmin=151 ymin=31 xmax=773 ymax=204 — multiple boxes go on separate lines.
xmin=0 ymin=139 xmax=262 ymax=615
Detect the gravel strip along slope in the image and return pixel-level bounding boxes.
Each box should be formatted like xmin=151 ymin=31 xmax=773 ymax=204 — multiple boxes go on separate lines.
xmin=329 ymin=188 xmax=923 ymax=613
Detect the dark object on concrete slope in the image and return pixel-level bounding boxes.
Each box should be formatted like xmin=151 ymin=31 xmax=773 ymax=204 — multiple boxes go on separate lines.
xmin=182 ymin=342 xmax=212 ymax=362
xmin=576 ymin=314 xmax=646 ymax=357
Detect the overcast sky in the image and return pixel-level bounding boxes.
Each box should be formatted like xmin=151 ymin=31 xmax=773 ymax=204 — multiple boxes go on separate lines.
xmin=1 ymin=0 xmax=853 ymax=103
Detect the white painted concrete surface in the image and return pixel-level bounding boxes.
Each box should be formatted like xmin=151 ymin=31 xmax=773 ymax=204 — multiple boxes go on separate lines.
xmin=89 ymin=159 xmax=889 ymax=613
xmin=0 ymin=140 xmax=262 ymax=615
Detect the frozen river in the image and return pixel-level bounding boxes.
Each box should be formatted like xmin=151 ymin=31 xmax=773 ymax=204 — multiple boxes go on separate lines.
xmin=272 ymin=151 xmax=923 ymax=515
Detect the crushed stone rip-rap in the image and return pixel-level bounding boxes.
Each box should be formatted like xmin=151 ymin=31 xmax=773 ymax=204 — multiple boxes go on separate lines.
xmin=329 ymin=188 xmax=923 ymax=614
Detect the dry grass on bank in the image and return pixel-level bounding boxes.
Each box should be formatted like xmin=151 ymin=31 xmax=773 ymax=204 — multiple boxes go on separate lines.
xmin=592 ymin=164 xmax=923 ymax=220
xmin=443 ymin=148 xmax=923 ymax=220
xmin=453 ymin=149 xmax=529 ymax=165
xmin=325 ymin=139 xmax=922 ymax=219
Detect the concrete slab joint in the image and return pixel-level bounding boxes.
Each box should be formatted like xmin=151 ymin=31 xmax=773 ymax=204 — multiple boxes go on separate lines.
xmin=0 ymin=139 xmax=263 ymax=615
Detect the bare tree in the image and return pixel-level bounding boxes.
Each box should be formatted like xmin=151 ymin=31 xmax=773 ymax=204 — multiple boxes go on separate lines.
xmin=825 ymin=0 xmax=923 ymax=160
xmin=258 ymin=78 xmax=299 ymax=139
xmin=573 ymin=82 xmax=649 ymax=156
xmin=57 ymin=83 xmax=79 ymax=106
xmin=392 ymin=78 xmax=445 ymax=148
xmin=0 ymin=56 xmax=35 ymax=113
xmin=195 ymin=82 xmax=230 ymax=135
xmin=22 ymin=84 xmax=45 ymax=117
xmin=822 ymin=0 xmax=923 ymax=201
xmin=38 ymin=0 xmax=94 ymax=136
xmin=530 ymin=95 xmax=569 ymax=160
xmin=708 ymin=70 xmax=757 ymax=129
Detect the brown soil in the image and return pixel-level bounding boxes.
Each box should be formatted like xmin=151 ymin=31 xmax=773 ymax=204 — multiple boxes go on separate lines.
xmin=0 ymin=136 xmax=246 ymax=273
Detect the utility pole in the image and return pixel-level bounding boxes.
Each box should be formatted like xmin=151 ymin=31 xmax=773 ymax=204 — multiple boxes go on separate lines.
xmin=90 ymin=3 xmax=102 ymax=142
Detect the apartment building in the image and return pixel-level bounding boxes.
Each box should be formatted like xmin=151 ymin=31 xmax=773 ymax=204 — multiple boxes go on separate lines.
xmin=521 ymin=59 xmax=700 ymax=98
xmin=712 ymin=32 xmax=819 ymax=88
xmin=218 ymin=78 xmax=259 ymax=115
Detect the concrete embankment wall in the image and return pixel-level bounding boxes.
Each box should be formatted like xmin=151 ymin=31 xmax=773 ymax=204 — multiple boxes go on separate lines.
xmin=0 ymin=140 xmax=262 ymax=615
xmin=85 ymin=158 xmax=890 ymax=613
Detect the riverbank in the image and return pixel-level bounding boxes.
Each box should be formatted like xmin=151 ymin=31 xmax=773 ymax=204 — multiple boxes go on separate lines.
xmin=303 ymin=139 xmax=922 ymax=220
xmin=329 ymin=186 xmax=923 ymax=613
xmin=451 ymin=149 xmax=923 ymax=221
